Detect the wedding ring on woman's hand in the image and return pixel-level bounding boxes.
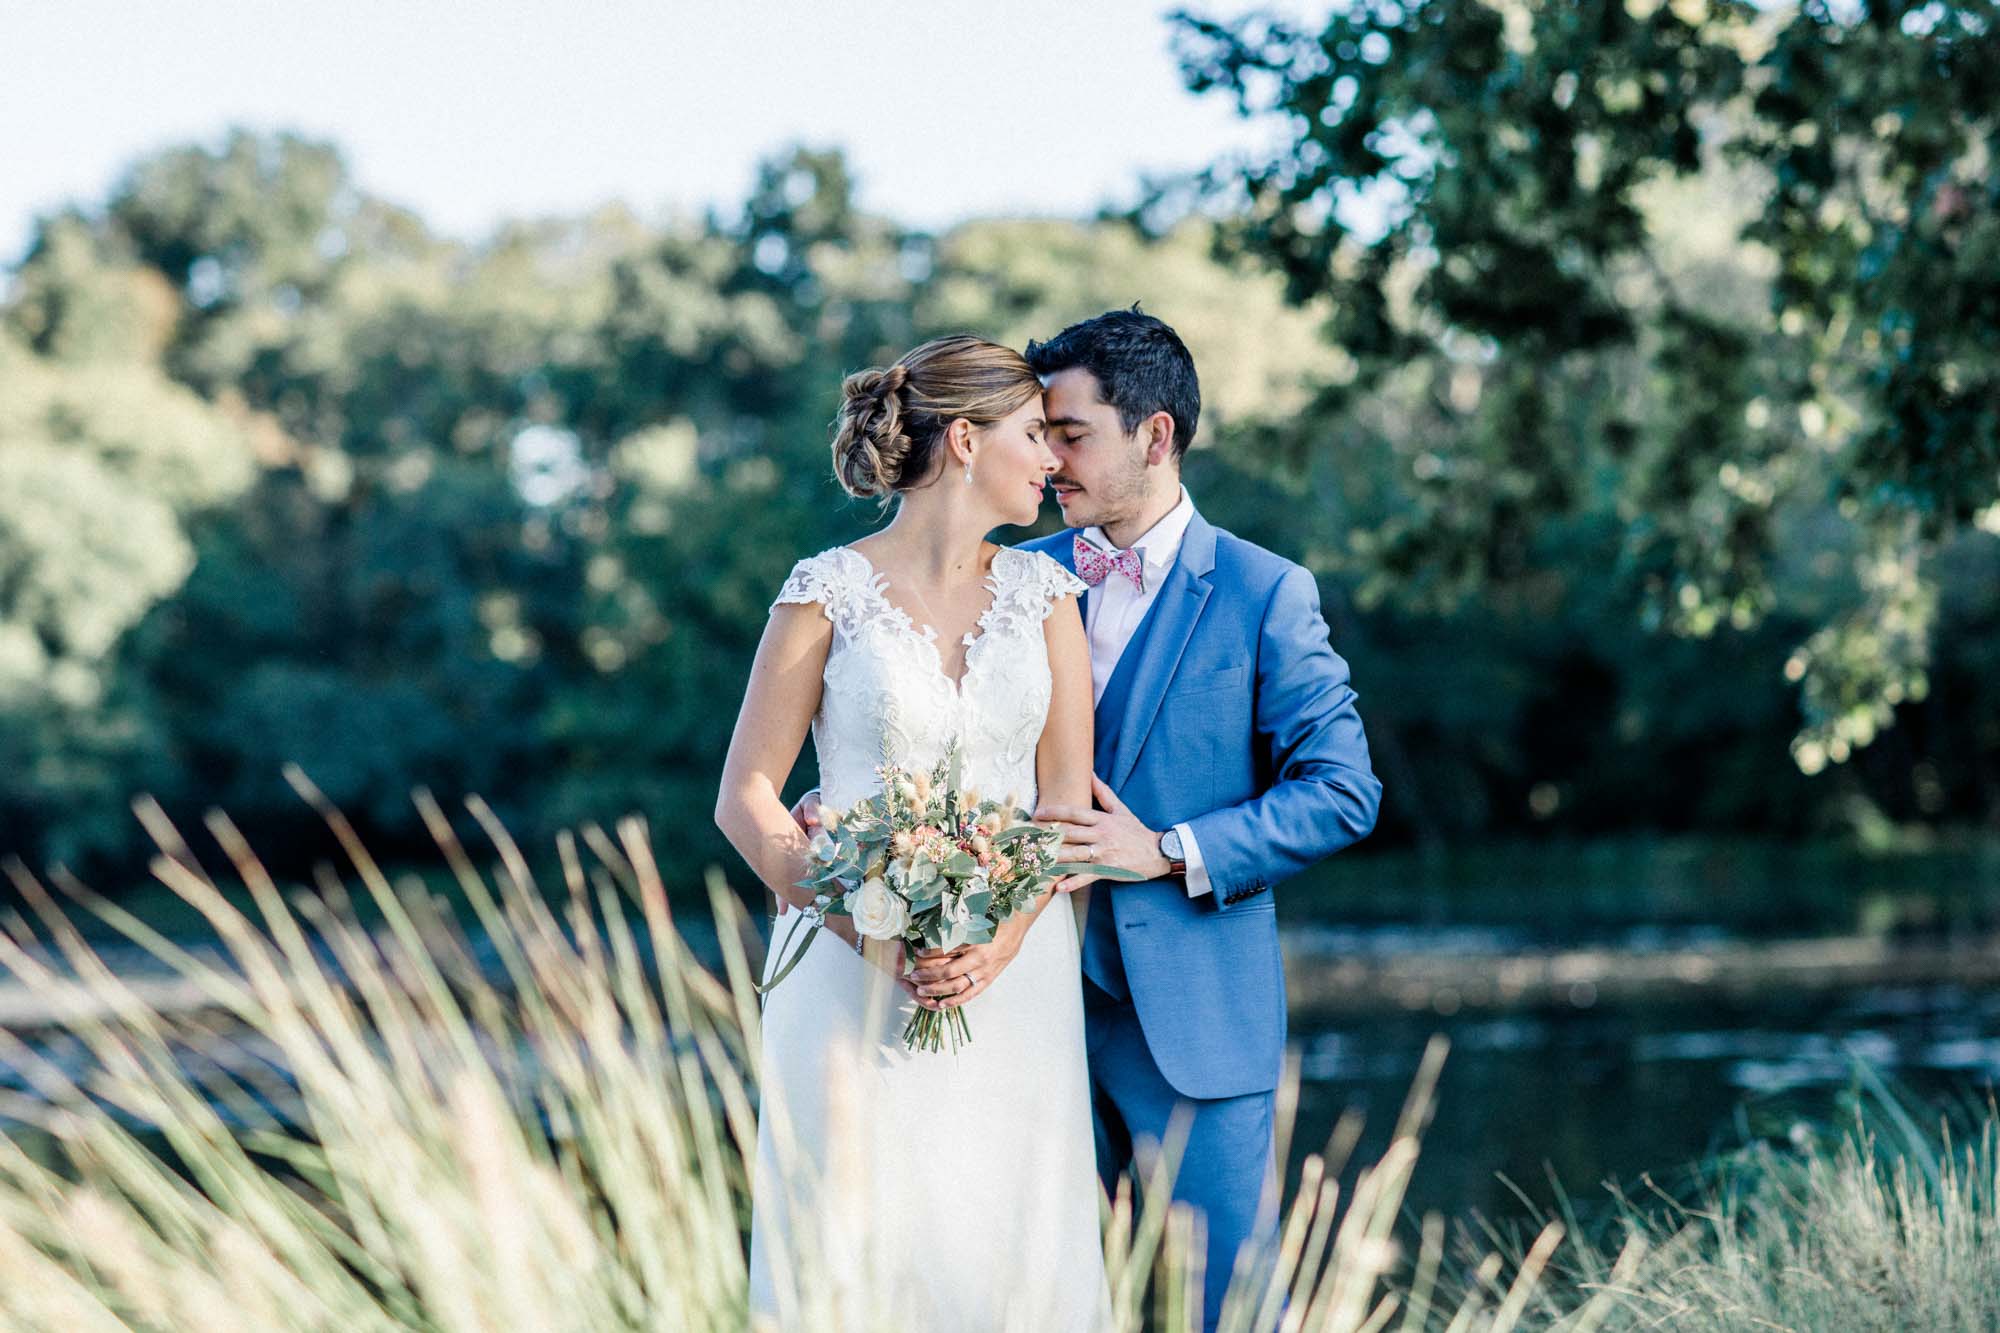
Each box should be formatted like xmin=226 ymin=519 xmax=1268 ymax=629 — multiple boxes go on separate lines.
xmin=1078 ymin=844 xmax=1095 ymax=861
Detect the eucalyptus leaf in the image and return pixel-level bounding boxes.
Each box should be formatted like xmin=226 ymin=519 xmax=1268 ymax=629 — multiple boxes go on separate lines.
xmin=1048 ymin=862 xmax=1150 ymax=880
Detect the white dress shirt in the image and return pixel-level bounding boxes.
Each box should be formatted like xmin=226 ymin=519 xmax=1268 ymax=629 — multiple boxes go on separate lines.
xmin=1078 ymin=484 xmax=1216 ymax=899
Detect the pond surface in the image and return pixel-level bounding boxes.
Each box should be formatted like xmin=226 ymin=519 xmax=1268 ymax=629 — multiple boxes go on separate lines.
xmin=1287 ymin=977 xmax=2000 ymax=1232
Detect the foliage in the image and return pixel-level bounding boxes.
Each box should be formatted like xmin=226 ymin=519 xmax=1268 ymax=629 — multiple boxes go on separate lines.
xmin=0 ymin=332 xmax=259 ymax=868
xmin=1520 ymin=1076 xmax=2000 ymax=1330
xmin=1172 ymin=0 xmax=2000 ymax=774
xmin=2 ymin=119 xmax=1997 ymax=895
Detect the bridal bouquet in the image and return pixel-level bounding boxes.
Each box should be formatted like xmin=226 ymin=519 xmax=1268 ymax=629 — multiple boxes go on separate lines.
xmin=758 ymin=741 xmax=1141 ymax=1052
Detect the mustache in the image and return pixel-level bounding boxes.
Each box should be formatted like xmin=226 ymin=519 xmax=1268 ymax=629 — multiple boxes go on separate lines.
xmin=1047 ymin=478 xmax=1083 ymax=488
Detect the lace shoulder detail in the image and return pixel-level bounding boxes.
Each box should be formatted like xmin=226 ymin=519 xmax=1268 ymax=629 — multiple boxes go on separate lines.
xmin=770 ymin=547 xmax=885 ymax=635
xmin=983 ymin=547 xmax=1088 ymax=637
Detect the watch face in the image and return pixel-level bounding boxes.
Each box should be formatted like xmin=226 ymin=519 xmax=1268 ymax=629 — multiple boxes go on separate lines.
xmin=1161 ymin=828 xmax=1182 ymax=859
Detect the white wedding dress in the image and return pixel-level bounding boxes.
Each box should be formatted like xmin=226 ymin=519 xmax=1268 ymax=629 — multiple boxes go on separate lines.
xmin=748 ymin=543 xmax=1112 ymax=1332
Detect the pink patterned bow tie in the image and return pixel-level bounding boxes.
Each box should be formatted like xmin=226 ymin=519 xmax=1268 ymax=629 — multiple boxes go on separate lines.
xmin=1074 ymin=532 xmax=1145 ymax=593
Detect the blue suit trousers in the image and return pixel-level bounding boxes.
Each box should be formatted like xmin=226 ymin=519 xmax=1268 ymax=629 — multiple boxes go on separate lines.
xmin=1084 ymin=976 xmax=1279 ymax=1332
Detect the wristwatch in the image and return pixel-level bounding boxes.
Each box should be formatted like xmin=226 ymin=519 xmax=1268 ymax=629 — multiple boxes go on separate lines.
xmin=1158 ymin=827 xmax=1187 ymax=878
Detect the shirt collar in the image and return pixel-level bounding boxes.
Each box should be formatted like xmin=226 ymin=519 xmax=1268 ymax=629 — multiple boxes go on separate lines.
xmin=1083 ymin=484 xmax=1196 ymax=574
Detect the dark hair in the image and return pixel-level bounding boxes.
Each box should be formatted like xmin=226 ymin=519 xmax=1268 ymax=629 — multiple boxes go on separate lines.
xmin=831 ymin=334 xmax=1041 ymax=503
xmin=1024 ymin=304 xmax=1200 ymax=460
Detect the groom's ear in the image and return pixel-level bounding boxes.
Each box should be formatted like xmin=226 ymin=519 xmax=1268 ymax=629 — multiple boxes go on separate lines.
xmin=1141 ymin=410 xmax=1177 ymax=467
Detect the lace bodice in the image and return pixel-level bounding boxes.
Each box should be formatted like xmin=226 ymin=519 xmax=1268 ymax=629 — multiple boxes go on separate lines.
xmin=772 ymin=544 xmax=1087 ymax=816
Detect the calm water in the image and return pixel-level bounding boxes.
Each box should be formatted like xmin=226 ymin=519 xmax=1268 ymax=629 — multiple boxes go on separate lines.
xmin=1287 ymin=979 xmax=2000 ymax=1230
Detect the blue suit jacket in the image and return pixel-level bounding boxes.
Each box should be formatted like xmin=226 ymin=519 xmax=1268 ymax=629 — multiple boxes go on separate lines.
xmin=1017 ymin=508 xmax=1382 ymax=1099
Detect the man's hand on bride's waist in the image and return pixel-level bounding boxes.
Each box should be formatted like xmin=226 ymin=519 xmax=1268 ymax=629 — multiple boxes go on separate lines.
xmin=1034 ymin=773 xmax=1172 ymax=893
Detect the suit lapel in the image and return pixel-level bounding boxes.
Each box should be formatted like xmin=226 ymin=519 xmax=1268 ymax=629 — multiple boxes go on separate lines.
xmin=1102 ymin=510 xmax=1219 ymax=791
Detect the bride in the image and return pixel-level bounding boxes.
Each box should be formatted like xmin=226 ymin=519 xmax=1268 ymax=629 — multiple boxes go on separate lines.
xmin=713 ymin=334 xmax=1112 ymax=1330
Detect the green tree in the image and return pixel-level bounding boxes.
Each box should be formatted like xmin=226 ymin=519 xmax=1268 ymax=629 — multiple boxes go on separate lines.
xmin=919 ymin=217 xmax=1341 ymax=431
xmin=1173 ymin=0 xmax=2000 ymax=776
xmin=0 ymin=332 xmax=258 ymax=868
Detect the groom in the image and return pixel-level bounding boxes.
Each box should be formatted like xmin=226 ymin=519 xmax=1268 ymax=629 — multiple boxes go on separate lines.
xmin=983 ymin=307 xmax=1381 ymax=1325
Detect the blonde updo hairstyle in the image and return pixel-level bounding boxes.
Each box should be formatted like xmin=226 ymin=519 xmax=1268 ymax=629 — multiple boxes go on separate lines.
xmin=832 ymin=334 xmax=1042 ymax=503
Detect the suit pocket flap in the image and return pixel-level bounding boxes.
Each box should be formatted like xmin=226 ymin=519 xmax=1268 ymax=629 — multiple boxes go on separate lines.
xmin=1173 ymin=664 xmax=1248 ymax=693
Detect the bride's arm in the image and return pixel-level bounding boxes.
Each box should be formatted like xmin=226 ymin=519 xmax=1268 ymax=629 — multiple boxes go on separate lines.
xmin=1035 ymin=590 xmax=1095 ymax=846
xmin=985 ymin=589 xmax=1092 ymax=923
xmin=713 ymin=602 xmax=833 ymax=914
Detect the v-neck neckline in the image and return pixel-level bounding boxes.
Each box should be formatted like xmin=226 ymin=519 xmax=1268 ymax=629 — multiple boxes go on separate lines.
xmin=843 ymin=544 xmax=1006 ymax=694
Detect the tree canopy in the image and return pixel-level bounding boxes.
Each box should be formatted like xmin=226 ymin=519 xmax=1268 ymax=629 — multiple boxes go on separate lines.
xmin=2 ymin=107 xmax=1995 ymax=894
xmin=1172 ymin=0 xmax=2000 ymax=776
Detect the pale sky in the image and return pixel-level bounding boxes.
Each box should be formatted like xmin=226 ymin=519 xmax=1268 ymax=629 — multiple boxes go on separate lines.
xmin=1 ymin=0 xmax=1291 ymax=266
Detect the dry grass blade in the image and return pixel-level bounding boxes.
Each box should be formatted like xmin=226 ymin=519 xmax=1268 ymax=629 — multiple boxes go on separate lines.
xmin=0 ymin=781 xmax=1553 ymax=1331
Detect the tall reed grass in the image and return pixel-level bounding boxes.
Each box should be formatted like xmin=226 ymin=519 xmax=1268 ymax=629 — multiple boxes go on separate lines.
xmin=0 ymin=766 xmax=1569 ymax=1330
xmin=1517 ymin=1073 xmax=2000 ymax=1332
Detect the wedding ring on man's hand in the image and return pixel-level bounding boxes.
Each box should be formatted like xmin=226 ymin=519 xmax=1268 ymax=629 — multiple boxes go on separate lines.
xmin=962 ymin=973 xmax=976 ymax=994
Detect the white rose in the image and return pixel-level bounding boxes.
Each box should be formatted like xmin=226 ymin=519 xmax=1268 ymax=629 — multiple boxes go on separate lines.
xmin=938 ymin=890 xmax=978 ymax=948
xmin=848 ymin=877 xmax=910 ymax=941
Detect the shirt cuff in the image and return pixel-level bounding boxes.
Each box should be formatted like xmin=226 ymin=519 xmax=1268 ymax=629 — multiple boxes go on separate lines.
xmin=1175 ymin=821 xmax=1212 ymax=897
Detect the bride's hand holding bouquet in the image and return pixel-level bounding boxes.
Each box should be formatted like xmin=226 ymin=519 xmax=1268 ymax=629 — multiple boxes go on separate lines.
xmin=759 ymin=740 xmax=1141 ymax=1051
xmin=902 ymin=903 xmax=1037 ymax=1018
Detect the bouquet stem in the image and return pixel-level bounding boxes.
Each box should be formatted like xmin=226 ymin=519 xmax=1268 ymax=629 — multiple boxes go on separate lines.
xmin=753 ymin=906 xmax=821 ymax=994
xmin=902 ymin=1003 xmax=973 ymax=1053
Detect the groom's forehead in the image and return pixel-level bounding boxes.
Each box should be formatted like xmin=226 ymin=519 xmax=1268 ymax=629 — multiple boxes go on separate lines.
xmin=1041 ymin=367 xmax=1114 ymax=424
